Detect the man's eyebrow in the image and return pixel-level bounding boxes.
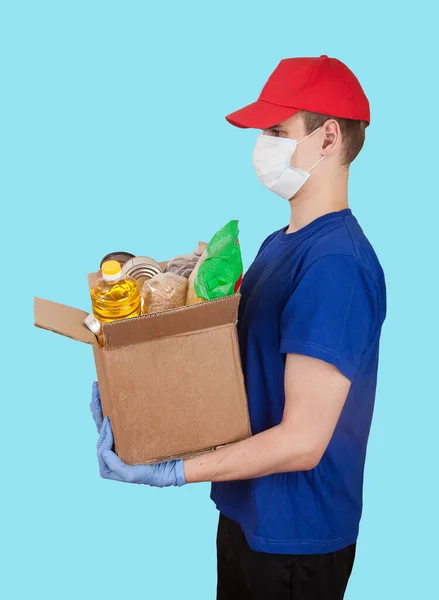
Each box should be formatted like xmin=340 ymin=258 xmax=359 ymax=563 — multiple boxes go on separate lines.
xmin=266 ymin=124 xmax=282 ymax=130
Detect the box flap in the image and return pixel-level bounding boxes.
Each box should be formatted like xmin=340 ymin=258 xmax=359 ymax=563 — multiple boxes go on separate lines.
xmin=34 ymin=297 xmax=99 ymax=346
xmin=103 ymin=294 xmax=241 ymax=349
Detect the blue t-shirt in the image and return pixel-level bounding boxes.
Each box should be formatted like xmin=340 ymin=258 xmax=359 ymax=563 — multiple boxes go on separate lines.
xmin=211 ymin=208 xmax=387 ymax=555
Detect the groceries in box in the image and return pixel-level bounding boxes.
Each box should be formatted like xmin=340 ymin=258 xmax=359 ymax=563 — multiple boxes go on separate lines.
xmin=34 ymin=220 xmax=251 ymax=464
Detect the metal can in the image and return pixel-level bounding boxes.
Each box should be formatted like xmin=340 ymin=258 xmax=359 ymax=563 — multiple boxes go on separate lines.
xmin=83 ymin=313 xmax=101 ymax=335
xmin=121 ymin=256 xmax=163 ymax=288
xmin=99 ymin=251 xmax=135 ymax=268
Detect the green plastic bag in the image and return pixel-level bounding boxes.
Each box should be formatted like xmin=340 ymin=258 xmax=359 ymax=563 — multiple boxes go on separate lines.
xmin=194 ymin=220 xmax=243 ymax=301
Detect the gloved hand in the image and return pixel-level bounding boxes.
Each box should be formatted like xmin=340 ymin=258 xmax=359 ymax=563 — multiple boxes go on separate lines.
xmin=97 ymin=416 xmax=186 ymax=487
xmin=90 ymin=381 xmax=103 ymax=432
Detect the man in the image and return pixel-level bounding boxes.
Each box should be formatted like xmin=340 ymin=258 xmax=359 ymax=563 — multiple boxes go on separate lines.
xmin=91 ymin=55 xmax=387 ymax=599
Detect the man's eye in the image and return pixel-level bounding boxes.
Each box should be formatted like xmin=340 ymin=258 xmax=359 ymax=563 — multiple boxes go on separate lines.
xmin=264 ymin=129 xmax=283 ymax=137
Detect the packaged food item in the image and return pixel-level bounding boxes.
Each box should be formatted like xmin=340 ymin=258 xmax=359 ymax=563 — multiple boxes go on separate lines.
xmin=164 ymin=254 xmax=198 ymax=279
xmin=83 ymin=313 xmax=101 ymax=335
xmin=121 ymin=256 xmax=163 ymax=289
xmin=83 ymin=313 xmax=103 ymax=346
xmin=164 ymin=242 xmax=208 ymax=279
xmin=187 ymin=221 xmax=243 ymax=304
xmin=90 ymin=260 xmax=141 ymax=344
xmin=186 ymin=248 xmax=208 ymax=305
xmin=194 ymin=241 xmax=207 ymax=256
xmin=141 ymin=272 xmax=188 ymax=314
xmin=100 ymin=252 xmax=135 ymax=268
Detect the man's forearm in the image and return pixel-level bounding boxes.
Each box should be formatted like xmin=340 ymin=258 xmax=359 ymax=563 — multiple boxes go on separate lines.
xmin=183 ymin=422 xmax=318 ymax=484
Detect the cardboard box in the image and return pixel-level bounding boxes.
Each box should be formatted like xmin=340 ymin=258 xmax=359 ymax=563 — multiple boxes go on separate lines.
xmin=34 ymin=292 xmax=251 ymax=464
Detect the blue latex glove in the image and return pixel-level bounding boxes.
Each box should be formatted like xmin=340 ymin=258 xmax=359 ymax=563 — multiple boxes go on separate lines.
xmin=97 ymin=416 xmax=186 ymax=487
xmin=90 ymin=381 xmax=103 ymax=432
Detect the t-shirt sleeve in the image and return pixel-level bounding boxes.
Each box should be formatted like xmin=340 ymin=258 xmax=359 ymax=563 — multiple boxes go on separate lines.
xmin=280 ymin=254 xmax=377 ymax=381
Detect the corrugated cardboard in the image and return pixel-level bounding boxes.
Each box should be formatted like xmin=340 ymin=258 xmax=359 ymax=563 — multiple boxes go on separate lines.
xmin=34 ymin=293 xmax=251 ymax=464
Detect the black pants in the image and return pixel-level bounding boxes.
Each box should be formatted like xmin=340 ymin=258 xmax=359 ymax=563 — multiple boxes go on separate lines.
xmin=217 ymin=515 xmax=356 ymax=600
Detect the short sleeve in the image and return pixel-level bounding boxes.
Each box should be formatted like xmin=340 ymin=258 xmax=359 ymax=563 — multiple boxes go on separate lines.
xmin=280 ymin=254 xmax=377 ymax=381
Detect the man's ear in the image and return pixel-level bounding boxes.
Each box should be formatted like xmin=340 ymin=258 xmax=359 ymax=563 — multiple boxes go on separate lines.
xmin=321 ymin=119 xmax=341 ymax=155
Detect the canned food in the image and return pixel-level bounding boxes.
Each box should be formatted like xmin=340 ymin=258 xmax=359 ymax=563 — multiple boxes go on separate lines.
xmin=121 ymin=256 xmax=163 ymax=288
xmin=99 ymin=252 xmax=135 ymax=268
xmin=83 ymin=313 xmax=101 ymax=335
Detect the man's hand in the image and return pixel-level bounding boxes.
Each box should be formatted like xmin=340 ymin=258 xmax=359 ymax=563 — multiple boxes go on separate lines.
xmin=97 ymin=416 xmax=186 ymax=487
xmin=90 ymin=381 xmax=103 ymax=432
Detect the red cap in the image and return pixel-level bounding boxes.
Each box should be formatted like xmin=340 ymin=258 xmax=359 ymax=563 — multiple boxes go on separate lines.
xmin=226 ymin=55 xmax=370 ymax=129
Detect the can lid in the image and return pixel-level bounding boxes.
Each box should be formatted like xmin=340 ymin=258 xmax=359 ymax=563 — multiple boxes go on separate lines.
xmin=121 ymin=256 xmax=163 ymax=281
xmin=100 ymin=251 xmax=135 ymax=268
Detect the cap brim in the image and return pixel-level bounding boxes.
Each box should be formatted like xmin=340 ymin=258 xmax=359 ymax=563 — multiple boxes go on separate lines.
xmin=225 ymin=100 xmax=300 ymax=129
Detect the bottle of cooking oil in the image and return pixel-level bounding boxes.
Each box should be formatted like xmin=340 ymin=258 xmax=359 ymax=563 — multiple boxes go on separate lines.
xmin=90 ymin=260 xmax=141 ymax=344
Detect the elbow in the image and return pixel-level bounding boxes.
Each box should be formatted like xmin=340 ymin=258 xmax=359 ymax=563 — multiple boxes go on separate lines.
xmin=287 ymin=444 xmax=324 ymax=472
xmin=300 ymin=449 xmax=323 ymax=471
xmin=278 ymin=425 xmax=325 ymax=472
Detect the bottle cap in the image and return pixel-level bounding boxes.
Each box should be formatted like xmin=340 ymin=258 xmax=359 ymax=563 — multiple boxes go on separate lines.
xmin=102 ymin=260 xmax=121 ymax=276
xmin=101 ymin=260 xmax=123 ymax=282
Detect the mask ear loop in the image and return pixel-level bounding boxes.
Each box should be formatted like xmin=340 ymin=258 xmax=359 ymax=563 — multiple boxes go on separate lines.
xmin=297 ymin=125 xmax=322 ymax=144
xmin=297 ymin=126 xmax=325 ymax=172
xmin=307 ymin=155 xmax=325 ymax=173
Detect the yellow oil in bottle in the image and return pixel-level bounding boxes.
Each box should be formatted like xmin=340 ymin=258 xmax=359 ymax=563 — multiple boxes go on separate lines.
xmin=90 ymin=260 xmax=141 ymax=344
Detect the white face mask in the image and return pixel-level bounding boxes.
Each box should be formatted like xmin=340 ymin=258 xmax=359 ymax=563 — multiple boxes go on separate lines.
xmin=252 ymin=127 xmax=325 ymax=200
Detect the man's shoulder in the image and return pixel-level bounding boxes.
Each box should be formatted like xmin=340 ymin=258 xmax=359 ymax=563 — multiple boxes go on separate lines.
xmin=302 ymin=221 xmax=358 ymax=268
xmin=300 ymin=217 xmax=387 ymax=322
xmin=303 ymin=214 xmax=383 ymax=277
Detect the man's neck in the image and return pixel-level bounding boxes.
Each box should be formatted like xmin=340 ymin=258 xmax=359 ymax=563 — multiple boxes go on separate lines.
xmin=286 ymin=170 xmax=349 ymax=234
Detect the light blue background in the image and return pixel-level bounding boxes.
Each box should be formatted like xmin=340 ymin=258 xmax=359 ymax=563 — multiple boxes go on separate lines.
xmin=1 ymin=1 xmax=437 ymax=598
